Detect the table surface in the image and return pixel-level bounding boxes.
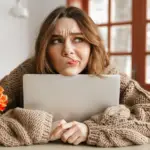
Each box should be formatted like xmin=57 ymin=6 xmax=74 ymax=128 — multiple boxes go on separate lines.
xmin=0 ymin=142 xmax=150 ymax=150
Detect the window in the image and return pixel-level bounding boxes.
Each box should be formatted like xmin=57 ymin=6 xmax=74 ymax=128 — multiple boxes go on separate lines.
xmin=67 ymin=0 xmax=150 ymax=91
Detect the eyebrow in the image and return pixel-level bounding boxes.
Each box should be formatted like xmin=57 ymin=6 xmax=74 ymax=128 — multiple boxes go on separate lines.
xmin=51 ymin=33 xmax=84 ymax=38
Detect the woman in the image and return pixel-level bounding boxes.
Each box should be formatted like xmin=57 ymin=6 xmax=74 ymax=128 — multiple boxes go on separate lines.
xmin=0 ymin=6 xmax=150 ymax=147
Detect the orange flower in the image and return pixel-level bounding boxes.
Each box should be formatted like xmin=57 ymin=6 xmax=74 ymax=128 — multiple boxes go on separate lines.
xmin=0 ymin=86 xmax=8 ymax=112
xmin=0 ymin=86 xmax=4 ymax=94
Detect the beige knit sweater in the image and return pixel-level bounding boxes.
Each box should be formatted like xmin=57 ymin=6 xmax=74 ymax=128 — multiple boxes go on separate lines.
xmin=0 ymin=58 xmax=150 ymax=147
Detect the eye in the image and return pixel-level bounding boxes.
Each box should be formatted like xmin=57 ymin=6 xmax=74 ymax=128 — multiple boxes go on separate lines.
xmin=74 ymin=37 xmax=84 ymax=43
xmin=50 ymin=38 xmax=63 ymax=45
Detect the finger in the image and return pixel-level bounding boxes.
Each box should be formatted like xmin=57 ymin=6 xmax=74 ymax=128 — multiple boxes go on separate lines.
xmin=51 ymin=122 xmax=73 ymax=138
xmin=67 ymin=131 xmax=80 ymax=144
xmin=51 ymin=119 xmax=66 ymax=133
xmin=61 ymin=125 xmax=78 ymax=143
xmin=50 ymin=120 xmax=66 ymax=135
xmin=73 ymin=137 xmax=83 ymax=145
xmin=61 ymin=121 xmax=75 ymax=129
xmin=57 ymin=119 xmax=66 ymax=126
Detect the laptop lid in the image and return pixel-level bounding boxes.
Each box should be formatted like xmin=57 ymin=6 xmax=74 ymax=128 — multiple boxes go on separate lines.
xmin=23 ymin=74 xmax=120 ymax=122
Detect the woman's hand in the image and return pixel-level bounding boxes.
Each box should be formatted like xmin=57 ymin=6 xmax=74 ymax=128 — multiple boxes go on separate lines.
xmin=49 ymin=119 xmax=72 ymax=141
xmin=61 ymin=121 xmax=89 ymax=145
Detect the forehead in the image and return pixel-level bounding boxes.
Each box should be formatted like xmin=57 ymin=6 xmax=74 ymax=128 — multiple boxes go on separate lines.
xmin=53 ymin=17 xmax=81 ymax=35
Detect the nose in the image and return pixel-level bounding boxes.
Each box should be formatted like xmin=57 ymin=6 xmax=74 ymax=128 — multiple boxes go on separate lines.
xmin=62 ymin=39 xmax=74 ymax=56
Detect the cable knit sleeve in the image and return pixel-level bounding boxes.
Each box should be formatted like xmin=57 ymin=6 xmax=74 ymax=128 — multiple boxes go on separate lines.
xmin=0 ymin=108 xmax=53 ymax=147
xmin=84 ymin=73 xmax=150 ymax=147
xmin=0 ymin=58 xmax=50 ymax=147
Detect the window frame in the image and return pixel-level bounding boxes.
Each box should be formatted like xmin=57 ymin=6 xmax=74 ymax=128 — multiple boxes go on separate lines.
xmin=67 ymin=0 xmax=150 ymax=91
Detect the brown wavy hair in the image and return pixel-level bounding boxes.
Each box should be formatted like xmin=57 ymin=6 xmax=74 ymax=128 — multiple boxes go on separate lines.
xmin=35 ymin=6 xmax=110 ymax=76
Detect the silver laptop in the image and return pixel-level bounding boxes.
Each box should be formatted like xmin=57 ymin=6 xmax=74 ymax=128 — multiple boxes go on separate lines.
xmin=23 ymin=74 xmax=120 ymax=122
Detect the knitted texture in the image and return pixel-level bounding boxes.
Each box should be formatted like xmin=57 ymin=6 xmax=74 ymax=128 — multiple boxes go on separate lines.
xmin=0 ymin=108 xmax=53 ymax=146
xmin=0 ymin=58 xmax=150 ymax=147
xmin=84 ymin=105 xmax=150 ymax=147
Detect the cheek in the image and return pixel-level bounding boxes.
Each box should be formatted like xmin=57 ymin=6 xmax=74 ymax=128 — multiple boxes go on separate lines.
xmin=77 ymin=44 xmax=91 ymax=61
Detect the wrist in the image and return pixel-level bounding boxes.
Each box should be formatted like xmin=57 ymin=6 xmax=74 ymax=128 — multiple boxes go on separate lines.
xmin=84 ymin=123 xmax=89 ymax=141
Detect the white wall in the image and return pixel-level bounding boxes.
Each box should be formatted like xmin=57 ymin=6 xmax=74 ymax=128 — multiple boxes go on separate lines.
xmin=0 ymin=0 xmax=29 ymax=79
xmin=28 ymin=0 xmax=66 ymax=56
xmin=0 ymin=0 xmax=66 ymax=79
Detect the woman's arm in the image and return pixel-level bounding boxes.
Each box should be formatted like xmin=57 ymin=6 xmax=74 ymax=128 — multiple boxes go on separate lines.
xmin=0 ymin=108 xmax=53 ymax=147
xmin=84 ymin=105 xmax=150 ymax=147
xmin=84 ymin=74 xmax=150 ymax=147
xmin=0 ymin=58 xmax=54 ymax=147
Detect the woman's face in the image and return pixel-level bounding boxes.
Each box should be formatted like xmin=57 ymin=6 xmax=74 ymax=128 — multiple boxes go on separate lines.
xmin=48 ymin=17 xmax=91 ymax=76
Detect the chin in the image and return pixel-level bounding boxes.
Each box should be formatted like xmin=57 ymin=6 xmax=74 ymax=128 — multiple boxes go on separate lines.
xmin=61 ymin=72 xmax=79 ymax=76
xmin=60 ymin=69 xmax=81 ymax=76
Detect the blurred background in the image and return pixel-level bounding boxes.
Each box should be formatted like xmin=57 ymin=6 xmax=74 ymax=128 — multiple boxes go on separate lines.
xmin=0 ymin=0 xmax=149 ymax=91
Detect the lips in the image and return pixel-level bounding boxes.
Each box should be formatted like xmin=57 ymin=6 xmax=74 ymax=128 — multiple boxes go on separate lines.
xmin=67 ymin=60 xmax=79 ymax=65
